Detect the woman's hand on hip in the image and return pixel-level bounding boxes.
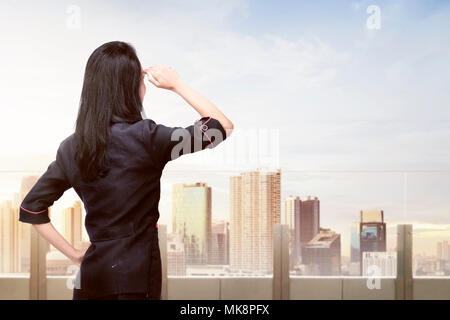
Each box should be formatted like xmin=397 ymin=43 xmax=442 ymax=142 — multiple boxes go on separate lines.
xmin=71 ymin=247 xmax=88 ymax=265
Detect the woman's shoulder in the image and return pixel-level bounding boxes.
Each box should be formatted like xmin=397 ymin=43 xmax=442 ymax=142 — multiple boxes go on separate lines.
xmin=59 ymin=133 xmax=75 ymax=153
xmin=139 ymin=118 xmax=172 ymax=140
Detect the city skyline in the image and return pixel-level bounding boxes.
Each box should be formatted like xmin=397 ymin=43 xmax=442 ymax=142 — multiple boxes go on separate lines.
xmin=1 ymin=169 xmax=450 ymax=259
xmin=1 ymin=169 xmax=450 ymax=276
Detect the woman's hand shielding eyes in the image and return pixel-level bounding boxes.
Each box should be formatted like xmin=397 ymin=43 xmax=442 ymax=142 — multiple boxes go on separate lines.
xmin=144 ymin=66 xmax=183 ymax=91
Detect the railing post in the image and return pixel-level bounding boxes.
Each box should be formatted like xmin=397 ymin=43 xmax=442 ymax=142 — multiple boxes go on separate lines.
xmin=158 ymin=224 xmax=168 ymax=300
xmin=273 ymin=224 xmax=289 ymax=300
xmin=29 ymin=227 xmax=47 ymax=300
xmin=396 ymin=224 xmax=413 ymax=300
xmin=281 ymin=224 xmax=290 ymax=300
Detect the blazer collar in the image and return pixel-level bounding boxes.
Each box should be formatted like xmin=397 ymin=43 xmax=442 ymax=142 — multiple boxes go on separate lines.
xmin=111 ymin=114 xmax=142 ymax=124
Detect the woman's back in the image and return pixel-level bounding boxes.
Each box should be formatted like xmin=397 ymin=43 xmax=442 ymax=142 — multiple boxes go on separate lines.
xmin=18 ymin=41 xmax=233 ymax=300
xmin=64 ymin=119 xmax=163 ymax=231
xmin=20 ymin=114 xmax=227 ymax=298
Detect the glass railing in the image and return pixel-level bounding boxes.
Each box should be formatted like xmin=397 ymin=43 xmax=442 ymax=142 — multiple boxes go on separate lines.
xmin=1 ymin=169 xmax=450 ymax=299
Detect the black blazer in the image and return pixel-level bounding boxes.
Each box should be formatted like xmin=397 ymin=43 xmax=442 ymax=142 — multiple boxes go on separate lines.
xmin=19 ymin=115 xmax=227 ymax=298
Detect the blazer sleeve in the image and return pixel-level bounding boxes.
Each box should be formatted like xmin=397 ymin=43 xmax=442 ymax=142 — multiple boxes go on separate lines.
xmin=142 ymin=116 xmax=228 ymax=168
xmin=19 ymin=145 xmax=72 ymax=224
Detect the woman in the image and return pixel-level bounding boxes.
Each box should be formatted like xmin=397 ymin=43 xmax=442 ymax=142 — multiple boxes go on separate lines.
xmin=18 ymin=41 xmax=233 ymax=300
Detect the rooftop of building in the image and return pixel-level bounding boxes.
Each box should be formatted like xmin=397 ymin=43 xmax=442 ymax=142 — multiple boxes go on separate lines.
xmin=360 ymin=209 xmax=384 ymax=223
xmin=305 ymin=229 xmax=340 ymax=248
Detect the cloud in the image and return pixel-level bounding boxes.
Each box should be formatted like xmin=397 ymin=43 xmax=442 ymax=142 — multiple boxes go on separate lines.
xmin=180 ymin=33 xmax=347 ymax=91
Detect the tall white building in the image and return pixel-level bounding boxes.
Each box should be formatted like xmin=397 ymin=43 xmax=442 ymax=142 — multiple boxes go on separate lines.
xmin=284 ymin=195 xmax=300 ymax=267
xmin=437 ymin=241 xmax=449 ymax=261
xmin=229 ymin=168 xmax=281 ymax=274
xmin=284 ymin=195 xmax=300 ymax=230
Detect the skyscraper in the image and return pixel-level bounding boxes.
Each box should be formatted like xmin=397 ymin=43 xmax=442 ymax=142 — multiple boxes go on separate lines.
xmin=359 ymin=209 xmax=386 ymax=274
xmin=299 ymin=196 xmax=320 ymax=262
xmin=350 ymin=222 xmax=360 ymax=263
xmin=284 ymin=195 xmax=300 ymax=230
xmin=0 ymin=200 xmax=19 ymax=273
xmin=167 ymin=233 xmax=186 ymax=276
xmin=285 ymin=195 xmax=301 ymax=267
xmin=443 ymin=241 xmax=449 ymax=261
xmin=63 ymin=200 xmax=83 ymax=249
xmin=437 ymin=242 xmax=443 ymax=260
xmin=229 ymin=168 xmax=281 ymax=274
xmin=208 ymin=220 xmax=229 ymax=265
xmin=172 ymin=182 xmax=211 ymax=265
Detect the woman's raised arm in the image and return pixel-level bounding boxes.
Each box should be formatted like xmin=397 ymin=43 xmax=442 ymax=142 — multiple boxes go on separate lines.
xmin=144 ymin=66 xmax=234 ymax=139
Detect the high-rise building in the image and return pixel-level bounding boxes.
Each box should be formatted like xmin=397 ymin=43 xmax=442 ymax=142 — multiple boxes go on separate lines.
xmin=362 ymin=251 xmax=397 ymax=276
xmin=298 ymin=196 xmax=320 ymax=262
xmin=167 ymin=233 xmax=186 ymax=276
xmin=302 ymin=228 xmax=341 ymax=275
xmin=284 ymin=195 xmax=300 ymax=230
xmin=359 ymin=209 xmax=386 ymax=274
xmin=285 ymin=195 xmax=300 ymax=268
xmin=208 ymin=220 xmax=229 ymax=265
xmin=172 ymin=182 xmax=211 ymax=265
xmin=448 ymin=243 xmax=450 ymax=262
xmin=229 ymin=168 xmax=281 ymax=274
xmin=437 ymin=242 xmax=443 ymax=260
xmin=63 ymin=200 xmax=83 ymax=249
xmin=443 ymin=241 xmax=449 ymax=261
xmin=350 ymin=222 xmax=360 ymax=263
xmin=0 ymin=200 xmax=19 ymax=273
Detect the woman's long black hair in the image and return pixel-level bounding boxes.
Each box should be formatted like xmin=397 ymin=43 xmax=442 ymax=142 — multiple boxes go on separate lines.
xmin=74 ymin=41 xmax=143 ymax=182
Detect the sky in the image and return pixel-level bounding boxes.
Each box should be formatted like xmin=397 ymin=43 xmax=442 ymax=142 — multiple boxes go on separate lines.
xmin=0 ymin=0 xmax=449 ymax=257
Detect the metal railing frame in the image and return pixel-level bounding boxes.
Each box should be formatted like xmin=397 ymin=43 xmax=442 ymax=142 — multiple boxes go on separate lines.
xmin=29 ymin=223 xmax=413 ymax=300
